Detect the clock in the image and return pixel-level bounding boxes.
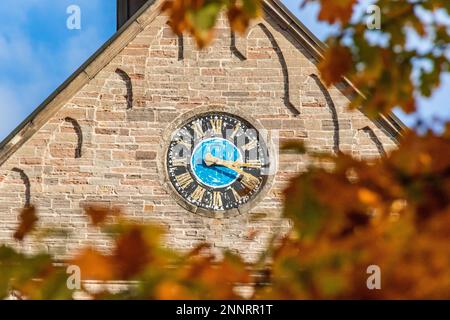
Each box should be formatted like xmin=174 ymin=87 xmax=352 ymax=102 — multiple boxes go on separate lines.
xmin=166 ymin=112 xmax=270 ymax=213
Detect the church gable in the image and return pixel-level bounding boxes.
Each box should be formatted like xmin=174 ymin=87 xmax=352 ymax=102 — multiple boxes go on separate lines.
xmin=0 ymin=0 xmax=399 ymax=261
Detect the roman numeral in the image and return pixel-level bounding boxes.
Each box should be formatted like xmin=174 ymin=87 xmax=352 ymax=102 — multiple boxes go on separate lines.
xmin=245 ymin=159 xmax=262 ymax=168
xmin=191 ymin=186 xmax=206 ymax=202
xmin=172 ymin=157 xmax=187 ymax=167
xmin=192 ymin=121 xmax=205 ymax=139
xmin=231 ymin=188 xmax=242 ymax=202
xmin=241 ymin=173 xmax=260 ymax=190
xmin=176 ymin=138 xmax=192 ymax=149
xmin=176 ymin=172 xmax=193 ymax=189
xmin=210 ymin=118 xmax=223 ymax=135
xmin=241 ymin=139 xmax=258 ymax=151
xmin=212 ymin=192 xmax=223 ymax=208
xmin=229 ymin=123 xmax=241 ymax=140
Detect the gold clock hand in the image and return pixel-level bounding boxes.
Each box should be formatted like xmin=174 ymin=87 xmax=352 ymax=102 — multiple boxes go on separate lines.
xmin=204 ymin=153 xmax=219 ymax=167
xmin=230 ymin=160 xmax=262 ymax=169
xmin=204 ymin=154 xmax=261 ymax=169
xmin=231 ymin=166 xmax=261 ymax=189
xmin=204 ymin=154 xmax=237 ymax=169
xmin=204 ymin=154 xmax=261 ymax=188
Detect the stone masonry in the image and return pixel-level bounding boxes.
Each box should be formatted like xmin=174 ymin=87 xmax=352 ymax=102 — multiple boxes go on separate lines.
xmin=0 ymin=1 xmax=399 ymax=263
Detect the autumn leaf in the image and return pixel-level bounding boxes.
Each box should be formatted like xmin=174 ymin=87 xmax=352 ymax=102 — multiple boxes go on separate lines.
xmin=318 ymin=44 xmax=353 ymax=86
xmin=162 ymin=0 xmax=221 ymax=48
xmin=228 ymin=0 xmax=262 ymax=34
xmin=163 ymin=0 xmax=262 ymax=48
xmin=71 ymin=248 xmax=114 ymax=281
xmin=358 ymin=188 xmax=380 ymax=206
xmin=113 ymin=226 xmax=151 ymax=279
xmin=228 ymin=6 xmax=250 ymax=34
xmin=156 ymin=281 xmax=190 ymax=300
xmin=14 ymin=206 xmax=38 ymax=241
xmin=305 ymin=0 xmax=357 ymax=25
xmin=84 ymin=205 xmax=119 ymax=226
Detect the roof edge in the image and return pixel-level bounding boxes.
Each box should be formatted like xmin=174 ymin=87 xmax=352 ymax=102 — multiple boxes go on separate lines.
xmin=269 ymin=0 xmax=406 ymax=138
xmin=0 ymin=0 xmax=159 ymax=165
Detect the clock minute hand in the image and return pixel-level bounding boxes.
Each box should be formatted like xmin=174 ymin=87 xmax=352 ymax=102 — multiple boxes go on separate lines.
xmin=230 ymin=161 xmax=262 ymax=169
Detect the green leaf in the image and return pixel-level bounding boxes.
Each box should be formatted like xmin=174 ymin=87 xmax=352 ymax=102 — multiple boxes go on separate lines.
xmin=188 ymin=2 xmax=224 ymax=31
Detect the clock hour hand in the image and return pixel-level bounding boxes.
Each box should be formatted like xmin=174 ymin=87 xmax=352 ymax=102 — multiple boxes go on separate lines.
xmin=204 ymin=154 xmax=260 ymax=188
xmin=204 ymin=154 xmax=261 ymax=169
xmin=204 ymin=153 xmax=220 ymax=167
xmin=204 ymin=154 xmax=239 ymax=169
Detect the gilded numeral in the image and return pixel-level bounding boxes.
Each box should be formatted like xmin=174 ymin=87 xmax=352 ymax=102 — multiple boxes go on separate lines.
xmin=176 ymin=172 xmax=193 ymax=189
xmin=212 ymin=192 xmax=223 ymax=208
xmin=229 ymin=123 xmax=241 ymax=140
xmin=191 ymin=186 xmax=206 ymax=202
xmin=210 ymin=118 xmax=223 ymax=135
xmin=231 ymin=188 xmax=242 ymax=202
xmin=245 ymin=159 xmax=262 ymax=168
xmin=176 ymin=138 xmax=192 ymax=149
xmin=241 ymin=139 xmax=258 ymax=151
xmin=172 ymin=157 xmax=187 ymax=167
xmin=241 ymin=173 xmax=260 ymax=190
xmin=192 ymin=121 xmax=205 ymax=139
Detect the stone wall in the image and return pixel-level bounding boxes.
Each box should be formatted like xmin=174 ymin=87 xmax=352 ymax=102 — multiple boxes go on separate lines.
xmin=0 ymin=7 xmax=398 ymax=262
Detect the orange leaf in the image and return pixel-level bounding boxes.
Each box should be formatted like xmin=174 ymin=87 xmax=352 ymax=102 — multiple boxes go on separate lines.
xmin=318 ymin=44 xmax=353 ymax=86
xmin=71 ymin=248 xmax=114 ymax=281
xmin=358 ymin=188 xmax=380 ymax=206
xmin=156 ymin=281 xmax=189 ymax=300
xmin=85 ymin=205 xmax=119 ymax=226
xmin=317 ymin=0 xmax=357 ymax=25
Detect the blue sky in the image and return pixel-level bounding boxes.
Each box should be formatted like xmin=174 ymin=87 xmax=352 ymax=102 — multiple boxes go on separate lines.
xmin=0 ymin=0 xmax=448 ymax=142
xmin=0 ymin=0 xmax=115 ymax=141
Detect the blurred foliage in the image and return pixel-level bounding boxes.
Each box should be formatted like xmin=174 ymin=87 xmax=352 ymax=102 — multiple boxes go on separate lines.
xmin=0 ymin=0 xmax=449 ymax=299
xmin=1 ymin=128 xmax=448 ymax=300
xmin=0 ymin=207 xmax=252 ymax=300
xmin=257 ymin=129 xmax=450 ymax=299
xmin=162 ymin=0 xmax=262 ymax=48
xmin=312 ymin=0 xmax=450 ymax=117
xmin=163 ymin=0 xmax=449 ymax=117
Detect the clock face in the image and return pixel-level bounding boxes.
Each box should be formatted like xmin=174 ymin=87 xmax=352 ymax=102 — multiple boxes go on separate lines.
xmin=166 ymin=112 xmax=270 ymax=212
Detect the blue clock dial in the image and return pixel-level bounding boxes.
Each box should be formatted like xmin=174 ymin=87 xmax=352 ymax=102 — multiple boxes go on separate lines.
xmin=167 ymin=112 xmax=269 ymax=212
xmin=191 ymin=138 xmax=242 ymax=189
